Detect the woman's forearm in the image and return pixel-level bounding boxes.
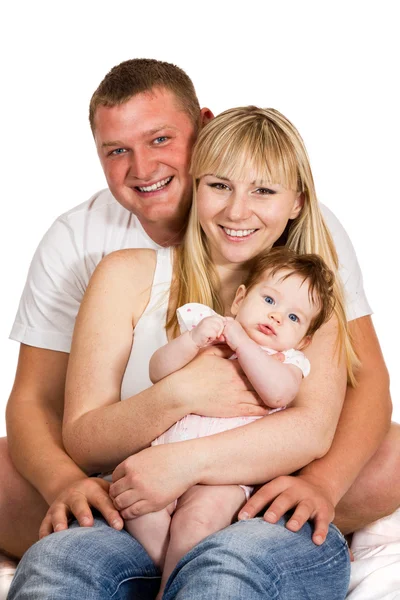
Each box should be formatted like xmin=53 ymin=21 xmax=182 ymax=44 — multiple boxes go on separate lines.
xmin=63 ymin=376 xmax=186 ymax=473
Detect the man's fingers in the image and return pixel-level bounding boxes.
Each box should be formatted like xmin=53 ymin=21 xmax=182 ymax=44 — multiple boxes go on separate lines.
xmin=263 ymin=492 xmax=299 ymax=523
xmin=311 ymin=508 xmax=333 ymax=545
xmin=38 ymin=514 xmax=57 ymax=539
xmin=69 ymin=495 xmax=95 ymax=528
xmin=285 ymin=500 xmax=316 ymax=531
xmin=238 ymin=482 xmax=283 ymax=519
xmin=89 ymin=490 xmax=124 ymax=530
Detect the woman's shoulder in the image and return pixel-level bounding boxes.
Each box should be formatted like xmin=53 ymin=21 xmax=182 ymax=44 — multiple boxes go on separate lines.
xmin=88 ymin=248 xmax=158 ymax=296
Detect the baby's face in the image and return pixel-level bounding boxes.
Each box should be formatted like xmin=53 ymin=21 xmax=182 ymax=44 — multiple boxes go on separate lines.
xmin=231 ymin=269 xmax=320 ymax=351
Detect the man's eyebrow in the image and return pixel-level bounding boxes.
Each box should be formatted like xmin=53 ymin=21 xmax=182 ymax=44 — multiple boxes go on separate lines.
xmin=101 ymin=125 xmax=179 ymax=148
xmin=101 ymin=140 xmax=126 ymax=148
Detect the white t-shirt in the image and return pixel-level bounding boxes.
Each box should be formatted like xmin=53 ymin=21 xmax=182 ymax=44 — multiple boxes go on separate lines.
xmin=9 ymin=188 xmax=372 ymax=353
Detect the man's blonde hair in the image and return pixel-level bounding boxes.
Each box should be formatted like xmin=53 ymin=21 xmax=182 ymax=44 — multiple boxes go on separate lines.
xmin=89 ymin=58 xmax=201 ymax=133
xmin=168 ymin=106 xmax=359 ymax=385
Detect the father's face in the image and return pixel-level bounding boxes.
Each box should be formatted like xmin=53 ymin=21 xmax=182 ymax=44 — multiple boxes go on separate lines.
xmin=93 ymin=87 xmax=198 ymax=226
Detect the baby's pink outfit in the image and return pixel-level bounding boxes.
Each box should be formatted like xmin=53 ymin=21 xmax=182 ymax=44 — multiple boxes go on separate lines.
xmin=152 ymin=303 xmax=310 ymax=500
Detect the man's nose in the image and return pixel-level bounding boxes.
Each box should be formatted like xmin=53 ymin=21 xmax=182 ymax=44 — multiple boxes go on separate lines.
xmin=129 ymin=148 xmax=157 ymax=181
xmin=224 ymin=191 xmax=251 ymax=221
xmin=269 ymin=311 xmax=282 ymax=325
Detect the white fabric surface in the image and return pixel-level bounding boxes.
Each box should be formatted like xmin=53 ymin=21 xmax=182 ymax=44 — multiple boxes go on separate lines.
xmin=347 ymin=508 xmax=400 ymax=599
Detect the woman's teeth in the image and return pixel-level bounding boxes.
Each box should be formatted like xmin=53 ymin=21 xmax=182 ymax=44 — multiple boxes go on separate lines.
xmin=223 ymin=227 xmax=256 ymax=237
xmin=137 ymin=176 xmax=172 ymax=192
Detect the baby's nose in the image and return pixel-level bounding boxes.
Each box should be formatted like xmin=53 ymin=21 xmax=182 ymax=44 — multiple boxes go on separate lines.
xmin=269 ymin=311 xmax=282 ymax=325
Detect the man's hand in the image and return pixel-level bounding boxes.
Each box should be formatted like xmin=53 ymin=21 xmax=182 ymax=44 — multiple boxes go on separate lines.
xmin=190 ymin=315 xmax=226 ymax=348
xmin=238 ymin=475 xmax=335 ymax=545
xmin=39 ymin=477 xmax=124 ymax=538
xmin=109 ymin=443 xmax=198 ymax=519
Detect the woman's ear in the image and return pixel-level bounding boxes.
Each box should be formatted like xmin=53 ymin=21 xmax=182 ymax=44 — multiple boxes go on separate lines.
xmin=289 ymin=192 xmax=304 ymax=220
xmin=231 ymin=284 xmax=246 ymax=316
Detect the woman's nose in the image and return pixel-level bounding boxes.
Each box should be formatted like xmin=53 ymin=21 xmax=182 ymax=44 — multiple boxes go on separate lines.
xmin=224 ymin=191 xmax=251 ymax=221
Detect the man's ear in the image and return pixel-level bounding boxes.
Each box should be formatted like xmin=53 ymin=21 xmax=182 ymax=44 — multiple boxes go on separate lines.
xmin=289 ymin=192 xmax=304 ymax=220
xmin=231 ymin=284 xmax=246 ymax=316
xmin=298 ymin=335 xmax=312 ymax=351
xmin=199 ymin=107 xmax=214 ymax=128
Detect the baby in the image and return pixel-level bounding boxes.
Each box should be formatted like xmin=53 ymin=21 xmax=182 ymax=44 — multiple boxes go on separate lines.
xmin=127 ymin=247 xmax=336 ymax=599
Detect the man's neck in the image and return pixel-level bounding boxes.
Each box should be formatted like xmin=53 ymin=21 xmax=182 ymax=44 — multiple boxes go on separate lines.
xmin=140 ymin=218 xmax=187 ymax=247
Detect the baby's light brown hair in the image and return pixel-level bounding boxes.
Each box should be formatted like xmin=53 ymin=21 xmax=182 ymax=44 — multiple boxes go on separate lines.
xmin=242 ymin=247 xmax=336 ymax=338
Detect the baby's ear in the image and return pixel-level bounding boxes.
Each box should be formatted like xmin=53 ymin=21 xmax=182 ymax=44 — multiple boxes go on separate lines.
xmin=298 ymin=335 xmax=312 ymax=350
xmin=231 ymin=285 xmax=246 ymax=316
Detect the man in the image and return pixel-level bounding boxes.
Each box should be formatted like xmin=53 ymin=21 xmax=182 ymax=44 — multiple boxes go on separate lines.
xmin=2 ymin=58 xmax=399 ymax=597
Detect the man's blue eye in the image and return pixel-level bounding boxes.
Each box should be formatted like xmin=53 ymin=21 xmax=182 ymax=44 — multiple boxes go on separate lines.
xmin=111 ymin=148 xmax=126 ymax=155
xmin=154 ymin=136 xmax=168 ymax=144
xmin=289 ymin=313 xmax=299 ymax=322
xmin=264 ymin=296 xmax=275 ymax=305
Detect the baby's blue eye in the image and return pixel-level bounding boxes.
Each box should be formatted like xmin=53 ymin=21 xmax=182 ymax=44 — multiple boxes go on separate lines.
xmin=289 ymin=313 xmax=299 ymax=322
xmin=264 ymin=296 xmax=275 ymax=305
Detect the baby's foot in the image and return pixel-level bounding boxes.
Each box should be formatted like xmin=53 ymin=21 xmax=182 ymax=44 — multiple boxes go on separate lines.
xmin=0 ymin=552 xmax=18 ymax=599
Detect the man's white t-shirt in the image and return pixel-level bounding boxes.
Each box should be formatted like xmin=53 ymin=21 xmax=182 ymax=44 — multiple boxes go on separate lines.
xmin=10 ymin=188 xmax=372 ymax=352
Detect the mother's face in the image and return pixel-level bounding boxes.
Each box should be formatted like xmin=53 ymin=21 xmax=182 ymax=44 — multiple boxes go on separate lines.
xmin=197 ymin=174 xmax=303 ymax=267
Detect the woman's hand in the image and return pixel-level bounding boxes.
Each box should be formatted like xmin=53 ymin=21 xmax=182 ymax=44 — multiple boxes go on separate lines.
xmin=109 ymin=443 xmax=199 ymax=519
xmin=39 ymin=477 xmax=124 ymax=538
xmin=238 ymin=474 xmax=335 ymax=545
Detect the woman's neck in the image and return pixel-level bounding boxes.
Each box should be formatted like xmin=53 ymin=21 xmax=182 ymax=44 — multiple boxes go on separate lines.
xmin=217 ymin=264 xmax=247 ymax=316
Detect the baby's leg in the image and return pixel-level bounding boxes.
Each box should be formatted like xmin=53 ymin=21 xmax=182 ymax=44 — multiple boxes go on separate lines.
xmin=157 ymin=484 xmax=246 ymax=599
xmin=125 ymin=502 xmax=175 ymax=569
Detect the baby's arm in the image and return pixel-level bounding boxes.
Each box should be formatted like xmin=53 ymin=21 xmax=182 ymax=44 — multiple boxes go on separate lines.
xmin=223 ymin=320 xmax=302 ymax=408
xmin=150 ymin=316 xmax=225 ymax=383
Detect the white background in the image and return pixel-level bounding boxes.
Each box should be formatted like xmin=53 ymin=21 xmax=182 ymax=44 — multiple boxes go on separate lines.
xmin=0 ymin=0 xmax=399 ymax=437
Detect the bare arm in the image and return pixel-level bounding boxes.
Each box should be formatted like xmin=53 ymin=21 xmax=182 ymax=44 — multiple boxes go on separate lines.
xmin=299 ymin=316 xmax=391 ymax=504
xmin=223 ymin=319 xmax=302 ymax=408
xmin=62 ymin=252 xmax=266 ymax=474
xmin=6 ymin=345 xmax=83 ymax=505
xmin=110 ymin=315 xmax=348 ymax=518
xmin=149 ymin=316 xmax=225 ymax=383
xmin=239 ymin=315 xmax=391 ymax=542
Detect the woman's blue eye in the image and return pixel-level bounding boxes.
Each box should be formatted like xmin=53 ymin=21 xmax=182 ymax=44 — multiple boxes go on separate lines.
xmin=264 ymin=296 xmax=275 ymax=305
xmin=289 ymin=313 xmax=299 ymax=322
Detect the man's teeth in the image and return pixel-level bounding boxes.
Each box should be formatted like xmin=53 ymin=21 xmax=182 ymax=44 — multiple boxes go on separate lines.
xmin=137 ymin=176 xmax=172 ymax=192
xmin=223 ymin=228 xmax=256 ymax=237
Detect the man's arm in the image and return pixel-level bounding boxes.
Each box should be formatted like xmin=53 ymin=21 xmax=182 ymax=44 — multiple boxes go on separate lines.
xmin=6 ymin=344 xmax=124 ymax=534
xmin=239 ymin=315 xmax=391 ymax=542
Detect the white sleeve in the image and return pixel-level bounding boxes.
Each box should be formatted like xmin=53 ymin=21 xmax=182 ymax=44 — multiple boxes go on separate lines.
xmin=320 ymin=204 xmax=372 ymax=321
xmin=283 ymin=349 xmax=311 ymax=378
xmin=176 ymin=303 xmax=218 ymax=333
xmin=9 ymin=217 xmax=88 ymax=353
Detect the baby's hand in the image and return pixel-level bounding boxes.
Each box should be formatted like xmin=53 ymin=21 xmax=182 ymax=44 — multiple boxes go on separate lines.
xmin=223 ymin=319 xmax=250 ymax=351
xmin=190 ymin=316 xmax=226 ymax=348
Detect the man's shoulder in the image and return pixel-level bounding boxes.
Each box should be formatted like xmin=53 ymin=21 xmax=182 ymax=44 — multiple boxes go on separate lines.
xmin=56 ymin=188 xmax=130 ymax=225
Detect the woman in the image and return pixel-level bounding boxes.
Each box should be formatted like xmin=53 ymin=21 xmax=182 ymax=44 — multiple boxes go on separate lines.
xmin=10 ymin=107 xmax=352 ymax=599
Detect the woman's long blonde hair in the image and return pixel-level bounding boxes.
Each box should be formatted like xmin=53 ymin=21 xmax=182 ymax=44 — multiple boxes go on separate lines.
xmin=167 ymin=106 xmax=359 ymax=385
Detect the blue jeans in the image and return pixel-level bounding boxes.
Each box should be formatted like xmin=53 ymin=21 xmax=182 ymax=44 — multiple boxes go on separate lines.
xmin=9 ymin=516 xmax=350 ymax=599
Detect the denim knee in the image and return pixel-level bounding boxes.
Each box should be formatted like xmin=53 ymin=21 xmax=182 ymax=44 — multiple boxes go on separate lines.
xmin=9 ymin=518 xmax=160 ymax=600
xmin=165 ymin=517 xmax=350 ymax=600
